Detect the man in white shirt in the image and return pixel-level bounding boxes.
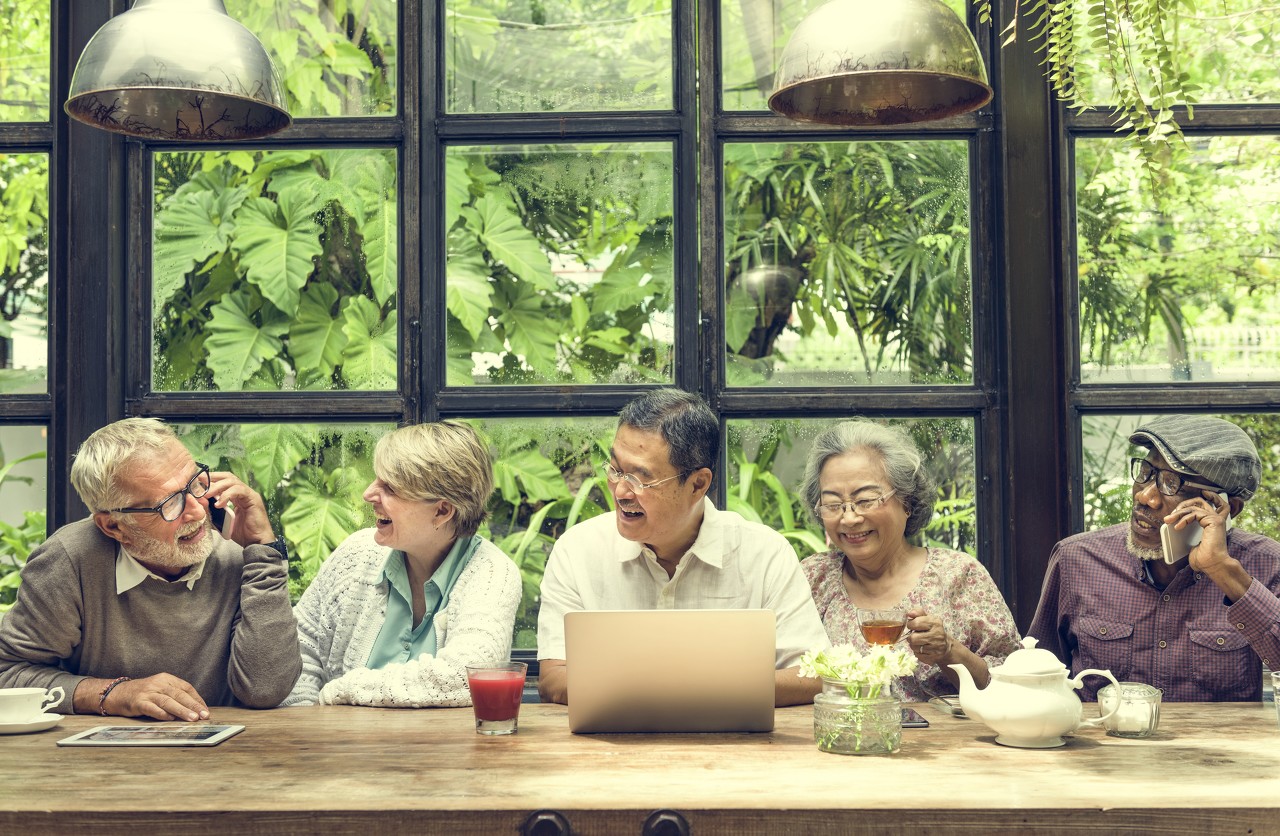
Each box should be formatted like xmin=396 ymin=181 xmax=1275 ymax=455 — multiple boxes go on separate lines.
xmin=536 ymin=389 xmax=830 ymax=706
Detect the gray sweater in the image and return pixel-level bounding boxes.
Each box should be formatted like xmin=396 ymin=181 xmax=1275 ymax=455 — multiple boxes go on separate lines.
xmin=0 ymin=518 xmax=301 ymax=713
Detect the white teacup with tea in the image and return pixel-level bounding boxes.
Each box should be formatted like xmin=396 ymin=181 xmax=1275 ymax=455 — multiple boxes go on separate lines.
xmin=0 ymin=686 xmax=65 ymax=722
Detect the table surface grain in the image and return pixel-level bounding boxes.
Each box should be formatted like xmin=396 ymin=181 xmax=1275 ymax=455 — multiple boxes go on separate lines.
xmin=1 ymin=701 xmax=1277 ymax=834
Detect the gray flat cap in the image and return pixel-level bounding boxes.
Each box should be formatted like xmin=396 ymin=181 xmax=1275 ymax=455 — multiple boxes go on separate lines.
xmin=1129 ymin=415 xmax=1260 ymax=500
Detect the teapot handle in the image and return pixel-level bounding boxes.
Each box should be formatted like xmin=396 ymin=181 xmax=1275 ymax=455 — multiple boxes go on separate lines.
xmin=1071 ymin=668 xmax=1121 ymax=729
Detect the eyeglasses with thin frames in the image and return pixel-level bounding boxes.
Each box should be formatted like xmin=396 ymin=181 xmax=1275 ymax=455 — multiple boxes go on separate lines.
xmin=604 ymin=463 xmax=684 ymax=492
xmin=1129 ymin=458 xmax=1220 ymax=498
xmin=815 ymin=490 xmax=898 ymax=521
xmin=110 ymin=463 xmax=212 ymax=522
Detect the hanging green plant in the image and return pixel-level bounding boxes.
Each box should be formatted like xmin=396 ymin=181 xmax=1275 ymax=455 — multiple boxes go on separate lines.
xmin=979 ymin=0 xmax=1195 ymax=181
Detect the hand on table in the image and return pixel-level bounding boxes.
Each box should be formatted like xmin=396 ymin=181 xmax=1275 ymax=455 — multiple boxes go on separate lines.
xmin=103 ymin=673 xmax=211 ymax=722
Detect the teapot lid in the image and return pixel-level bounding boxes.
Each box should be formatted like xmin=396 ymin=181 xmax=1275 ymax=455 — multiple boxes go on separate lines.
xmin=993 ymin=636 xmax=1068 ymax=676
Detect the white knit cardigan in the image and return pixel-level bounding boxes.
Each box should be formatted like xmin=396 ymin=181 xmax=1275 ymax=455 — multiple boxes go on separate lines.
xmin=281 ymin=528 xmax=521 ymax=707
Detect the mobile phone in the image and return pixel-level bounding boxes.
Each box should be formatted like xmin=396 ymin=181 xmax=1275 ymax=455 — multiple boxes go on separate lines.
xmin=1159 ymin=491 xmax=1229 ymax=564
xmin=901 ymin=707 xmax=929 ymax=728
xmin=927 ymin=694 xmax=966 ymax=718
xmin=207 ymin=496 xmax=227 ymax=531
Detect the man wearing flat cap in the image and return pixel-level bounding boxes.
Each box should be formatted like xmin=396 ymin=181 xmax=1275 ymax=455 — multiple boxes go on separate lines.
xmin=1028 ymin=415 xmax=1280 ymax=701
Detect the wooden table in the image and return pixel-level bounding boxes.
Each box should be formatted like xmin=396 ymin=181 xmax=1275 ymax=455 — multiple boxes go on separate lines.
xmin=1 ymin=702 xmax=1277 ymax=834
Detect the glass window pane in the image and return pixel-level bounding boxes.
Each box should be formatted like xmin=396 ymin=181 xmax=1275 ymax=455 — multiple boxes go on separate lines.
xmin=152 ymin=148 xmax=398 ymax=392
xmin=225 ymin=0 xmax=397 ymax=117
xmin=726 ymin=417 xmax=979 ymax=558
xmin=1076 ymin=136 xmax=1280 ymax=384
xmin=445 ymin=143 xmax=674 ymax=385
xmin=1082 ymin=413 xmax=1280 ymax=541
xmin=720 ymin=0 xmax=969 ymax=112
xmin=444 ymin=0 xmax=672 ymax=113
xmin=176 ymin=422 xmax=389 ymax=599
xmin=1074 ymin=0 xmax=1280 ymax=105
xmin=0 ymin=152 xmax=49 ymax=394
xmin=472 ymin=416 xmax=616 ymax=649
xmin=724 ymin=140 xmax=973 ymax=386
xmin=0 ymin=425 xmax=46 ymax=613
xmin=0 ymin=0 xmax=49 ymax=122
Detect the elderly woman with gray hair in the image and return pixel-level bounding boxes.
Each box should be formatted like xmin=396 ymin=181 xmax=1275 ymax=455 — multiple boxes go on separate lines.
xmin=283 ymin=421 xmax=520 ymax=707
xmin=800 ymin=420 xmax=1020 ymax=700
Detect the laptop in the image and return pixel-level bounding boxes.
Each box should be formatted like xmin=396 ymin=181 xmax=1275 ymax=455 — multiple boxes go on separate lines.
xmin=564 ymin=609 xmax=776 ymax=733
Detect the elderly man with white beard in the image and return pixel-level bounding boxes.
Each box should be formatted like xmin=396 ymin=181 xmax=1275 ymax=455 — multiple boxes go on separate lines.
xmin=0 ymin=418 xmax=300 ymax=720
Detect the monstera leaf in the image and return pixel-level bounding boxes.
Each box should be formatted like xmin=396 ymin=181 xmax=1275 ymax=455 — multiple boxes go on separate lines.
xmin=460 ymin=191 xmax=555 ymax=290
xmin=289 ymin=283 xmax=348 ymax=384
xmin=152 ymin=181 xmax=248 ymax=315
xmin=281 ymin=463 xmax=366 ymax=578
xmin=241 ymin=423 xmax=313 ymax=495
xmin=444 ymin=154 xmax=470 ymax=231
xmin=590 ymin=263 xmax=654 ymax=317
xmin=231 ymin=188 xmax=323 ymax=318
xmin=340 ymin=296 xmax=397 ymax=389
xmin=204 ymin=291 xmax=291 ymax=390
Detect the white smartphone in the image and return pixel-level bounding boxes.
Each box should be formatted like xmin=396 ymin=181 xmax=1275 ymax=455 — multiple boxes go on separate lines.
xmin=1159 ymin=492 xmax=1229 ymax=564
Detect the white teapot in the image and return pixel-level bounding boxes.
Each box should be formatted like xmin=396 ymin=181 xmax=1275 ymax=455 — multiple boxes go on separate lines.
xmin=949 ymin=637 xmax=1120 ymax=748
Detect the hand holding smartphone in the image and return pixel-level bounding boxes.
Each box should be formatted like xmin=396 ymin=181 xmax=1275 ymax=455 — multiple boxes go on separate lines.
xmin=1159 ymin=491 xmax=1229 ymax=564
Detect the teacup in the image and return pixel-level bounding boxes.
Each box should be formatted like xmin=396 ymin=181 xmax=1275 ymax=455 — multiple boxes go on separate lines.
xmin=0 ymin=686 xmax=65 ymax=722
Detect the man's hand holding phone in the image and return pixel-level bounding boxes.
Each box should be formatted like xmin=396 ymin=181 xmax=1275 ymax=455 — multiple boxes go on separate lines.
xmin=1160 ymin=489 xmax=1230 ymax=567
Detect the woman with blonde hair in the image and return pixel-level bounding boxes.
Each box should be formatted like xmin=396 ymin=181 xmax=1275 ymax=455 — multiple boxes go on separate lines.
xmin=284 ymin=421 xmax=520 ymax=706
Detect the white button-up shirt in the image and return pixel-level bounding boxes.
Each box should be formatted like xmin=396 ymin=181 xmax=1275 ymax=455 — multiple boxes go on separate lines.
xmin=537 ymin=498 xmax=830 ymax=667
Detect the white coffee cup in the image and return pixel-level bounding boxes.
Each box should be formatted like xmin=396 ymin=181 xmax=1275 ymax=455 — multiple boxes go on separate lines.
xmin=0 ymin=686 xmax=65 ymax=722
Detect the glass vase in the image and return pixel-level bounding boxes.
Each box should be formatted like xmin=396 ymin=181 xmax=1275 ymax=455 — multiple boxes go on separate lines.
xmin=812 ymin=678 xmax=901 ymax=755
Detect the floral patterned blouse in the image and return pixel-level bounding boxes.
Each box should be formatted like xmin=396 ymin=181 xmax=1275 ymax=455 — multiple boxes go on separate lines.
xmin=801 ymin=547 xmax=1022 ymax=702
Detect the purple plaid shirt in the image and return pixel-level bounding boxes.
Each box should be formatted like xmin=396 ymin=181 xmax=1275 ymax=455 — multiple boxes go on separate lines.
xmin=1028 ymin=524 xmax=1280 ymax=702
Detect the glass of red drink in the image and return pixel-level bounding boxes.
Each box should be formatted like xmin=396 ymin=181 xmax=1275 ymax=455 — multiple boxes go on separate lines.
xmin=465 ymin=662 xmax=528 ymax=735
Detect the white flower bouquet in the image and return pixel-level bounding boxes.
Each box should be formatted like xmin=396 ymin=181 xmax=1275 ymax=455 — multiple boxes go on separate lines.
xmin=799 ymin=643 xmax=919 ymax=700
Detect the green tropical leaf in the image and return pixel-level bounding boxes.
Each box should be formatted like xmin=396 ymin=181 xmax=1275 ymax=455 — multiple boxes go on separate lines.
xmin=288 ymin=283 xmax=348 ymax=384
xmin=444 ymin=154 xmax=470 ymax=231
xmin=361 ymin=197 xmax=397 ymax=306
xmin=153 ymin=181 xmax=247 ymax=315
xmin=282 ymin=464 xmax=366 ymax=577
xmin=204 ymin=291 xmax=290 ymax=389
xmin=589 ymin=264 xmax=653 ymax=316
xmin=498 ymin=283 xmax=558 ymax=376
xmin=446 ymin=253 xmax=494 ymax=341
xmin=340 ymin=296 xmax=397 ymax=388
xmin=231 ymin=189 xmax=323 ymax=317
xmin=493 ymin=448 xmax=570 ymax=504
xmin=462 ymin=192 xmax=555 ymax=290
xmin=240 ymin=423 xmax=313 ymax=494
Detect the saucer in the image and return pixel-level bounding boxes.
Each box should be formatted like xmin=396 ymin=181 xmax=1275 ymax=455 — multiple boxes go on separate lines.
xmin=0 ymin=713 xmax=61 ymax=735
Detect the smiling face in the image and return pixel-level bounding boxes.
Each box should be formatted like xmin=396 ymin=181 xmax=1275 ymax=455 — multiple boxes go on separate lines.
xmin=608 ymin=424 xmax=711 ymax=563
xmin=96 ymin=440 xmax=214 ymax=576
xmin=363 ymin=476 xmax=450 ymax=558
xmin=817 ymin=448 xmax=910 ymax=570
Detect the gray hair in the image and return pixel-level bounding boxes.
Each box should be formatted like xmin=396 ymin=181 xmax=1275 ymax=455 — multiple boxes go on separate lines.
xmin=373 ymin=421 xmax=494 ymax=538
xmin=71 ymin=417 xmax=180 ymax=512
xmin=617 ymin=389 xmax=719 ymax=481
xmin=800 ymin=420 xmax=936 ymax=538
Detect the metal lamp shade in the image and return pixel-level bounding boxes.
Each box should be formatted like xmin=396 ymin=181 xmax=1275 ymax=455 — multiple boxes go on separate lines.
xmin=64 ymin=0 xmax=290 ymax=141
xmin=768 ymin=0 xmax=993 ymax=126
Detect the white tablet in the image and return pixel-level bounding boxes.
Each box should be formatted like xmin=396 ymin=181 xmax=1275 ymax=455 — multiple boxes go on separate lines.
xmin=56 ymin=723 xmax=245 ymax=747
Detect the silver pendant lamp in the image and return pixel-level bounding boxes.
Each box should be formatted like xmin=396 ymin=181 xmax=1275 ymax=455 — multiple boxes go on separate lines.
xmin=64 ymin=0 xmax=291 ymax=141
xmin=768 ymin=0 xmax=992 ymax=126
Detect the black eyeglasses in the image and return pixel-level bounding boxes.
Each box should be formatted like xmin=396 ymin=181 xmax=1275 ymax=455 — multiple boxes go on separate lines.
xmin=110 ymin=463 xmax=211 ymax=522
xmin=1130 ymin=458 xmax=1220 ymax=497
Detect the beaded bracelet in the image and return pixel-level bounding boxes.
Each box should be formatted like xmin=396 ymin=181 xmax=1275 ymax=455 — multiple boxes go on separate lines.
xmin=98 ymin=676 xmax=130 ymax=716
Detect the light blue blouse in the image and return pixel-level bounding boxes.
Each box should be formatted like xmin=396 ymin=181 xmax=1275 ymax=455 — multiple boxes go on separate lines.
xmin=365 ymin=534 xmax=480 ymax=668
